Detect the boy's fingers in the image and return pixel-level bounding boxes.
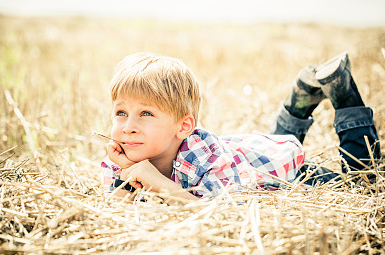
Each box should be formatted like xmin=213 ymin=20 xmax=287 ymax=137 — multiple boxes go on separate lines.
xmin=107 ymin=144 xmax=125 ymax=165
xmin=106 ymin=141 xmax=114 ymax=152
xmin=121 ymin=167 xmax=141 ymax=186
xmin=133 ymin=182 xmax=143 ymax=189
xmin=107 ymin=140 xmax=122 ymax=153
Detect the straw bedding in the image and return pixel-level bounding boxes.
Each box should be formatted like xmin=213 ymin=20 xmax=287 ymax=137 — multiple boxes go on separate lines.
xmin=0 ymin=150 xmax=384 ymax=254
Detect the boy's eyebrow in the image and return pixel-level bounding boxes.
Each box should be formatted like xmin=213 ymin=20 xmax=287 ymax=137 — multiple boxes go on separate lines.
xmin=139 ymin=102 xmax=156 ymax=107
xmin=114 ymin=101 xmax=124 ymax=106
xmin=112 ymin=102 xmax=126 ymax=109
xmin=114 ymin=99 xmax=157 ymax=108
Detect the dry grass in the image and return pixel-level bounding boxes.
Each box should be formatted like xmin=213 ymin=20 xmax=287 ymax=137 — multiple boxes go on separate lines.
xmin=1 ymin=15 xmax=385 ymax=254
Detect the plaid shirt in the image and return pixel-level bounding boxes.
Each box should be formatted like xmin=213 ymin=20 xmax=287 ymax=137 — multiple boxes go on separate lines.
xmin=101 ymin=128 xmax=305 ymax=198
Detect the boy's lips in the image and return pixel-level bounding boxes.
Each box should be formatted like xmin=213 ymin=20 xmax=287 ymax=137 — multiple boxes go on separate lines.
xmin=122 ymin=142 xmax=143 ymax=148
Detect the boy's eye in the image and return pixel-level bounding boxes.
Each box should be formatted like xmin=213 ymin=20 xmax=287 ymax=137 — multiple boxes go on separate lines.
xmin=116 ymin=110 xmax=127 ymax=117
xmin=141 ymin=111 xmax=153 ymax=117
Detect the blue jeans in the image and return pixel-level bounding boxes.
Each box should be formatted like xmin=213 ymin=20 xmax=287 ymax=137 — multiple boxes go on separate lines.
xmin=270 ymin=105 xmax=381 ymax=184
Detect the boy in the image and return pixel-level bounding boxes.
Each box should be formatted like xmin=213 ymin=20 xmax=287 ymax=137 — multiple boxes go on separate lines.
xmin=102 ymin=52 xmax=381 ymax=200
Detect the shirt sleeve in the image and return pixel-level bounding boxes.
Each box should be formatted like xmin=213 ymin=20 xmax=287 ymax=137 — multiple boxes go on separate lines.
xmin=173 ymin=130 xmax=242 ymax=198
xmin=100 ymin=159 xmax=122 ymax=196
xmin=174 ymin=130 xmax=305 ymax=198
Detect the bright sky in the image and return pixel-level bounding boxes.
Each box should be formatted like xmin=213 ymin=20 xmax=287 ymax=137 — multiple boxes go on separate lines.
xmin=1 ymin=0 xmax=385 ymax=27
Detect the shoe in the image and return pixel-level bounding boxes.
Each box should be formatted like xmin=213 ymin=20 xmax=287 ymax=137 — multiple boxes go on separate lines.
xmin=315 ymin=51 xmax=364 ymax=109
xmin=284 ymin=64 xmax=326 ymax=119
xmin=315 ymin=51 xmax=350 ymax=83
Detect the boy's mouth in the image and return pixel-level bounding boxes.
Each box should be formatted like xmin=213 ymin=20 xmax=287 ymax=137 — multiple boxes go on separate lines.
xmin=122 ymin=142 xmax=143 ymax=148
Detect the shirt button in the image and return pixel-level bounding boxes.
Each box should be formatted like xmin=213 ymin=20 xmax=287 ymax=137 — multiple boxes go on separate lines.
xmin=174 ymin=161 xmax=181 ymax=167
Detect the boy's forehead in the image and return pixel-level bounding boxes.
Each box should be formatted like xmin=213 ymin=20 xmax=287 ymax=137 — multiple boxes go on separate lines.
xmin=114 ymin=95 xmax=154 ymax=107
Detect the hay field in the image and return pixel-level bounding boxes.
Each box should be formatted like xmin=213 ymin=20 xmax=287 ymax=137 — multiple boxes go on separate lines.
xmin=1 ymin=15 xmax=385 ymax=254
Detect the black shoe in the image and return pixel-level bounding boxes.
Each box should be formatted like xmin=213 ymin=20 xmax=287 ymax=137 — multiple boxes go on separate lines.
xmin=284 ymin=64 xmax=326 ymax=119
xmin=315 ymin=52 xmax=364 ymax=109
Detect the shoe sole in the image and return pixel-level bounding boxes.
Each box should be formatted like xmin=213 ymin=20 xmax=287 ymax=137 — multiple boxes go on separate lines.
xmin=315 ymin=51 xmax=350 ymax=84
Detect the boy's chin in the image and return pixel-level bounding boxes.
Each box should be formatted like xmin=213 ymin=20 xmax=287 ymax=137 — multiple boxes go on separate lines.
xmin=126 ymin=155 xmax=148 ymax=164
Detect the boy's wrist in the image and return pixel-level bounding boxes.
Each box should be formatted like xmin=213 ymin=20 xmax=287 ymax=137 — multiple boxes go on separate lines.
xmin=119 ymin=167 xmax=131 ymax=180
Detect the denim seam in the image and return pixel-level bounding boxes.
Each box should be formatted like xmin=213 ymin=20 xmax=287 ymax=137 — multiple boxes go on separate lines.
xmin=277 ymin=117 xmax=313 ymax=134
xmin=334 ymin=119 xmax=375 ymax=134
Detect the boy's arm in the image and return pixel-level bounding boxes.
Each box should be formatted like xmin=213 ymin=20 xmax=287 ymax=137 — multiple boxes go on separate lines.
xmin=120 ymin=160 xmax=199 ymax=201
xmin=102 ymin=141 xmax=136 ymax=198
xmin=107 ymin=140 xmax=198 ymax=201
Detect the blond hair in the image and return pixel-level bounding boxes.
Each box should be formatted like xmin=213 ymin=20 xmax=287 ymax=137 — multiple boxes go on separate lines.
xmin=110 ymin=52 xmax=201 ymax=125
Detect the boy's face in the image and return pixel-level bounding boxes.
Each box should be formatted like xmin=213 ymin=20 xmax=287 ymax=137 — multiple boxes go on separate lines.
xmin=111 ymin=95 xmax=182 ymax=164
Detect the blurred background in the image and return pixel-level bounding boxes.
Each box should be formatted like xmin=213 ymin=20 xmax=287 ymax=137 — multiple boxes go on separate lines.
xmin=1 ymin=0 xmax=384 ymax=175
xmin=1 ymin=0 xmax=385 ymax=27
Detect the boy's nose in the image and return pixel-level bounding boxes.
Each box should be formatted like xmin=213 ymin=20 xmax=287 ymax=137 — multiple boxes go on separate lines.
xmin=122 ymin=118 xmax=140 ymax=134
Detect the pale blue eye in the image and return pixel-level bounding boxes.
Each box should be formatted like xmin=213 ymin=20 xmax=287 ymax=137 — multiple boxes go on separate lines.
xmin=116 ymin=111 xmax=127 ymax=117
xmin=142 ymin=111 xmax=153 ymax=117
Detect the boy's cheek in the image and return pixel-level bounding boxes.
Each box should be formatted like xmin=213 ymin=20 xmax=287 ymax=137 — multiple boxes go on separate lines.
xmin=111 ymin=124 xmax=122 ymax=138
xmin=111 ymin=129 xmax=117 ymax=138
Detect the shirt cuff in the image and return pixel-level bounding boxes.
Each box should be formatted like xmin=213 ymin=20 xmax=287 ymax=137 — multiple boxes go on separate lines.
xmin=113 ymin=179 xmax=136 ymax=192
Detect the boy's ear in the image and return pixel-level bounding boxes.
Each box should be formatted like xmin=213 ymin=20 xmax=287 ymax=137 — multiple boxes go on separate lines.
xmin=176 ymin=114 xmax=195 ymax=140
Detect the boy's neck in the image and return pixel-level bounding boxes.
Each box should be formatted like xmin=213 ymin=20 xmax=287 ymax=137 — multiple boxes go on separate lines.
xmin=149 ymin=140 xmax=182 ymax=179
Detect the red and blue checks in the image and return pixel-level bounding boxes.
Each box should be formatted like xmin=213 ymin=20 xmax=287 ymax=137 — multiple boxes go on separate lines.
xmin=102 ymin=128 xmax=305 ymax=198
xmin=171 ymin=129 xmax=304 ymax=197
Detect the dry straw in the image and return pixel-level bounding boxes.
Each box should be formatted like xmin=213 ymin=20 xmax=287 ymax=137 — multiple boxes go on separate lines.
xmin=0 ymin=145 xmax=384 ymax=254
xmin=91 ymin=130 xmax=124 ymax=145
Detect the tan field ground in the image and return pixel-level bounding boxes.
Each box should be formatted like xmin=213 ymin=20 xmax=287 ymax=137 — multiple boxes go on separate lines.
xmin=1 ymin=15 xmax=384 ymax=254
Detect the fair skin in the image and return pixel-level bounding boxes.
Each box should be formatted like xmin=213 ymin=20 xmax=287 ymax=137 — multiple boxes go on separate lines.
xmin=107 ymin=95 xmax=199 ymax=201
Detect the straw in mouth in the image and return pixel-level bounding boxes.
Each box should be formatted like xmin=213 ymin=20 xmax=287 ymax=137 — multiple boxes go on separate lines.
xmin=91 ymin=130 xmax=124 ymax=144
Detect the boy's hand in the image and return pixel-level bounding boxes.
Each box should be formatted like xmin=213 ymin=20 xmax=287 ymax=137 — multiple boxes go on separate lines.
xmin=119 ymin=160 xmax=168 ymax=191
xmin=120 ymin=160 xmax=199 ymax=201
xmin=107 ymin=141 xmax=136 ymax=169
